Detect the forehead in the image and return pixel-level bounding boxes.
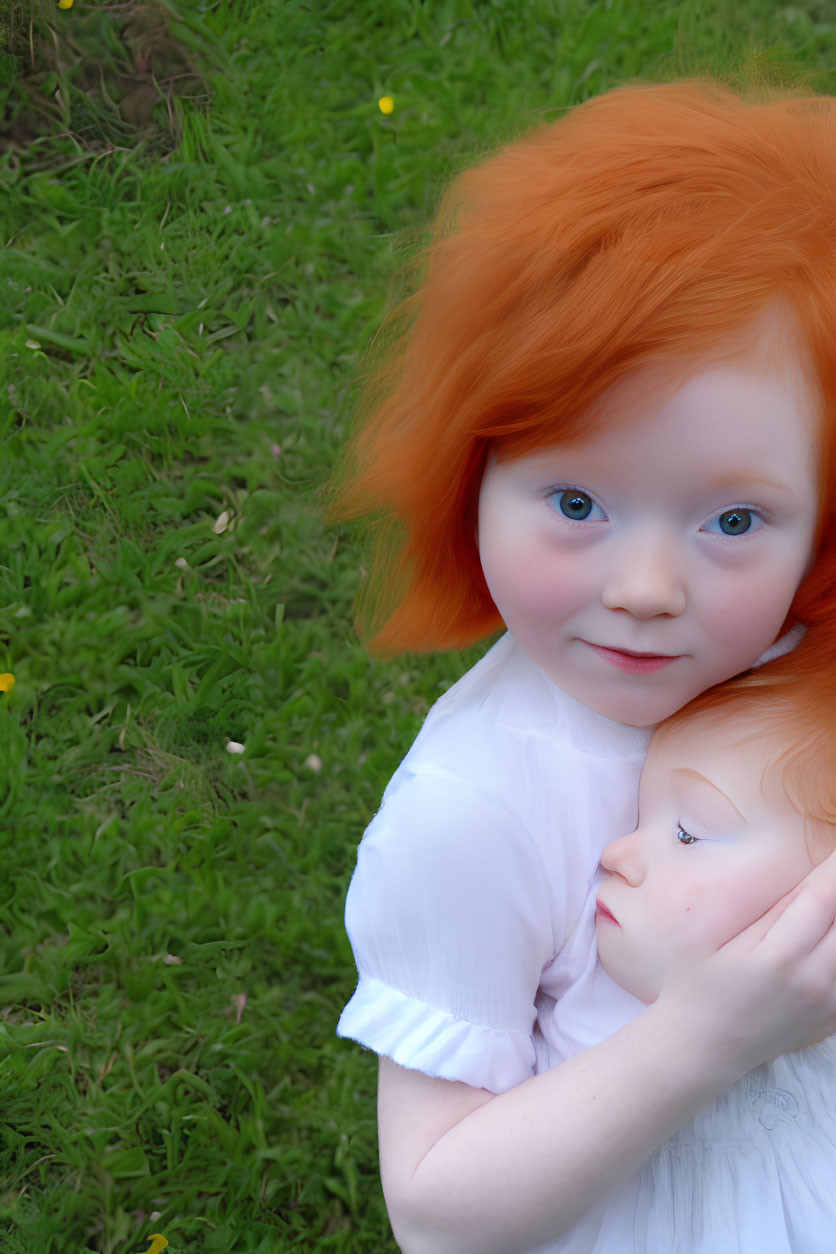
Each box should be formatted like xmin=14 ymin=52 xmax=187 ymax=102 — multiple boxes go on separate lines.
xmin=578 ymin=301 xmax=820 ymax=436
xmin=588 ymin=355 xmax=818 ymax=447
xmin=501 ymin=361 xmax=820 ymax=516
xmin=646 ymin=709 xmax=772 ymax=792
xmin=648 ymin=707 xmax=836 ymax=864
xmin=491 ymin=350 xmax=821 ymax=488
xmin=486 ymin=304 xmax=823 ymax=482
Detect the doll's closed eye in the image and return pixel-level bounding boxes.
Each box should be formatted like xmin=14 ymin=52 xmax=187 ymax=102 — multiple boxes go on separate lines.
xmin=676 ymin=824 xmax=699 ymax=846
xmin=547 ymin=488 xmax=608 ymax=523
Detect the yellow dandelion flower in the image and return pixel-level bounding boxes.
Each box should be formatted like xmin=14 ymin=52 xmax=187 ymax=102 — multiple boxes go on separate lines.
xmin=0 ymin=674 xmax=15 ymax=694
xmin=378 ymin=96 xmax=394 ymax=115
xmin=58 ymin=0 xmax=74 ymax=9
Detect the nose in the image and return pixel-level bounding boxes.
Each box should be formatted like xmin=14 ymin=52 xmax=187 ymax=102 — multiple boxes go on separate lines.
xmin=601 ymin=528 xmax=686 ymax=619
xmin=600 ymin=831 xmax=645 ymax=885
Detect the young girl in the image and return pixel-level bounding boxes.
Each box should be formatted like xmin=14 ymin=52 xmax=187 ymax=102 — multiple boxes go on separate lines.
xmin=546 ymin=662 xmax=836 ymax=1252
xmin=332 ymin=78 xmax=836 ymax=1253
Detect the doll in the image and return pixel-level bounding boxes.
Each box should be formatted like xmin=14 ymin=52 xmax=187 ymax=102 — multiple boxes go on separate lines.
xmin=332 ymin=77 xmax=836 ymax=1253
xmin=547 ymin=658 xmax=836 ymax=1252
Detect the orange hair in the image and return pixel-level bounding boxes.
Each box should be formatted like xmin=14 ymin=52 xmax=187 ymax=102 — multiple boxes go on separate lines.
xmin=329 ymin=77 xmax=836 ymax=654
xmin=655 ymin=627 xmax=836 ymax=856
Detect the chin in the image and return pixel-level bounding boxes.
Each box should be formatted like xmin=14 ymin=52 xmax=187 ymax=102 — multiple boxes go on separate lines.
xmin=597 ymin=945 xmax=659 ymax=1004
xmin=591 ymin=699 xmax=670 ymax=730
xmin=615 ymin=976 xmax=656 ymax=1004
xmin=615 ymin=974 xmax=658 ymax=1005
xmin=575 ymin=683 xmax=686 ymax=729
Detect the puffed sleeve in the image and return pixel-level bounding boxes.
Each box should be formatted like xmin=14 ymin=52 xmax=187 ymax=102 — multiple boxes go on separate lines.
xmin=337 ymin=767 xmax=555 ymax=1094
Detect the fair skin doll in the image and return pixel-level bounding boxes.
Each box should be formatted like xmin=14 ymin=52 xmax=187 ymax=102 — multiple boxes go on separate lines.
xmin=332 ymin=79 xmax=836 ymax=1254
xmin=597 ymin=710 xmax=823 ymax=1006
xmin=575 ymin=694 xmax=836 ymax=1250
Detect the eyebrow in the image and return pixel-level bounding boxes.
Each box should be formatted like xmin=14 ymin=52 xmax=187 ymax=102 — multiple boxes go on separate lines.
xmin=707 ymin=473 xmax=794 ymax=498
xmin=672 ymin=767 xmax=748 ymax=823
xmin=525 ymin=460 xmax=796 ymax=500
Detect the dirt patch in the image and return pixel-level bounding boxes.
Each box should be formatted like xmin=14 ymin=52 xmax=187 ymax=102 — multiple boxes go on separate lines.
xmin=0 ymin=0 xmax=209 ymax=158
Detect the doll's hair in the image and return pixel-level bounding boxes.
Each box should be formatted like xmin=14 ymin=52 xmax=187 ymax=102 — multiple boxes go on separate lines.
xmin=655 ymin=628 xmax=836 ymax=859
xmin=329 ymin=76 xmax=836 ymax=654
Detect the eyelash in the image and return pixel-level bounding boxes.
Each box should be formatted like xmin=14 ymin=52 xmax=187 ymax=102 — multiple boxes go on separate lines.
xmin=700 ymin=506 xmax=768 ymax=537
xmin=677 ymin=825 xmax=699 ymax=846
xmin=545 ymin=487 xmax=607 ymax=525
xmin=545 ymin=487 xmax=769 ymax=537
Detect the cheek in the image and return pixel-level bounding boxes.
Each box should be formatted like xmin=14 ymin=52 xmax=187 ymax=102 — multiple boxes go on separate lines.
xmin=736 ymin=569 xmax=802 ymax=620
xmin=643 ymin=875 xmax=742 ymax=961
xmin=655 ymin=883 xmax=717 ymax=951
xmin=694 ymin=572 xmax=802 ymax=672
xmin=666 ymin=865 xmax=799 ymax=956
xmin=514 ymin=569 xmax=583 ymax=622
xmin=481 ymin=538 xmax=591 ymax=628
xmin=706 ymin=542 xmax=811 ymax=625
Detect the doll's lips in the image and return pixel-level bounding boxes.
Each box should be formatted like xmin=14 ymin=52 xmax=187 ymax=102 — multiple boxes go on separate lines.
xmin=595 ymin=899 xmax=619 ymax=926
xmin=584 ymin=643 xmax=683 ymax=673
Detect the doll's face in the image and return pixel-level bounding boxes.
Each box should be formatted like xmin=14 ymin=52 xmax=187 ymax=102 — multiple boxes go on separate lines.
xmin=477 ymin=356 xmax=819 ymax=726
xmin=594 ymin=713 xmax=817 ymax=1004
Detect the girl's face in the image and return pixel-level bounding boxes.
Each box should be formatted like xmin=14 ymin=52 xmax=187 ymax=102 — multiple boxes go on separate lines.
xmin=594 ymin=714 xmax=817 ymax=1004
xmin=477 ymin=356 xmax=820 ymax=727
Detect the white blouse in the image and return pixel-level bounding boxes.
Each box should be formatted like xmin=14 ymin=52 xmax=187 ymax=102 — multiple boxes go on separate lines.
xmin=337 ymin=631 xmax=651 ymax=1093
xmin=338 ymin=625 xmax=823 ymax=1251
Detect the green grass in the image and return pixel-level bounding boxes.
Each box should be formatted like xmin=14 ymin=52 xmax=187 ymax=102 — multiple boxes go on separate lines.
xmin=0 ymin=0 xmax=833 ymax=1249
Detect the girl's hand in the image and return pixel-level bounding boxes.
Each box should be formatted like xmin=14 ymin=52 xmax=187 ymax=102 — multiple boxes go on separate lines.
xmin=376 ymin=856 xmax=836 ymax=1254
xmin=659 ymin=849 xmax=836 ymax=1075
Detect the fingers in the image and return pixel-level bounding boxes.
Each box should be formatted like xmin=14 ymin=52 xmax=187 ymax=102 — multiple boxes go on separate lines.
xmin=721 ymin=854 xmax=836 ymax=953
xmin=667 ymin=853 xmax=836 ymax=1068
xmin=738 ymin=883 xmax=804 ymax=945
xmin=759 ymin=852 xmax=836 ymax=962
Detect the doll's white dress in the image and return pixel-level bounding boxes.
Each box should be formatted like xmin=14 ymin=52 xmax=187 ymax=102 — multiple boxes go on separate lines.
xmin=541 ymin=886 xmax=836 ymax=1254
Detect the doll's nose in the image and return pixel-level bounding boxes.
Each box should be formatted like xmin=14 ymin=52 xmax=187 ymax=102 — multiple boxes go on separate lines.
xmin=600 ymin=832 xmax=645 ymax=885
xmin=602 ymin=528 xmax=686 ymax=619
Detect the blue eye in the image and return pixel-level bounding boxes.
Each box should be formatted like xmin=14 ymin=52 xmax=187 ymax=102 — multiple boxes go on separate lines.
xmin=702 ymin=508 xmax=764 ymax=536
xmin=547 ymin=489 xmax=607 ymax=522
xmin=677 ymin=825 xmax=699 ymax=846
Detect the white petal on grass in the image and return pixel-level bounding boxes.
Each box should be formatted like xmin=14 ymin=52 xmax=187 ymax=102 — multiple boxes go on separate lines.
xmin=213 ymin=509 xmax=231 ymax=534
xmin=226 ymin=739 xmax=245 ymax=755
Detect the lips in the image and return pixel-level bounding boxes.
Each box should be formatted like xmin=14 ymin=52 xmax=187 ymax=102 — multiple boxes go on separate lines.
xmin=595 ymin=898 xmax=619 ymax=926
xmin=609 ymin=648 xmax=672 ymax=658
xmin=584 ymin=642 xmax=682 ymax=674
xmin=592 ymin=642 xmax=679 ymax=659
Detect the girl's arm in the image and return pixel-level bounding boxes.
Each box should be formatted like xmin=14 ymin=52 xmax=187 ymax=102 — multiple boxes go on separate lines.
xmin=379 ymin=852 xmax=836 ymax=1254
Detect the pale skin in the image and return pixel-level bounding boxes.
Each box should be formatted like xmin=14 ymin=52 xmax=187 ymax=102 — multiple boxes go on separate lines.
xmin=596 ymin=713 xmax=821 ymax=1005
xmin=377 ymin=343 xmax=836 ymax=1254
xmin=380 ymin=875 xmax=836 ymax=1254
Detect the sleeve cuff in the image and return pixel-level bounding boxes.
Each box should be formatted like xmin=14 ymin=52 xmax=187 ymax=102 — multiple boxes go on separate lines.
xmin=337 ymin=974 xmax=536 ymax=1094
